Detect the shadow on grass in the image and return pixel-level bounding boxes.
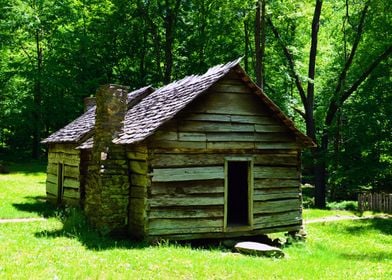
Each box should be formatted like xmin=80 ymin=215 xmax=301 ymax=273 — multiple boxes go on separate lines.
xmin=344 ymin=217 xmax=392 ymax=235
xmin=34 ymin=208 xmax=150 ymax=251
xmin=12 ymin=196 xmax=59 ymax=218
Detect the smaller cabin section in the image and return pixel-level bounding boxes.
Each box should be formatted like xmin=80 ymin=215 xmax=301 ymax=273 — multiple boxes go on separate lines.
xmin=46 ymin=143 xmax=84 ymax=205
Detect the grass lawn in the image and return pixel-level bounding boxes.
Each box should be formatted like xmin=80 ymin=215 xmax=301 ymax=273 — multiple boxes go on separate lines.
xmin=0 ymin=161 xmax=56 ymax=219
xmin=0 ymin=162 xmax=391 ymax=279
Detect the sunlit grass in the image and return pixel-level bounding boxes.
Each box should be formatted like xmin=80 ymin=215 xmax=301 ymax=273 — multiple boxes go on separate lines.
xmin=0 ymin=161 xmax=50 ymax=219
xmin=0 ymin=162 xmax=391 ymax=279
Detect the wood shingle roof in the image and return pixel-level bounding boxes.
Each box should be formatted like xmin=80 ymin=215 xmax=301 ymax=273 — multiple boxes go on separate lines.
xmin=42 ymin=58 xmax=315 ymax=148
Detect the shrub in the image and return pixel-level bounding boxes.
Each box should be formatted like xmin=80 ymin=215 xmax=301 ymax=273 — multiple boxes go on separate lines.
xmin=326 ymin=200 xmax=358 ymax=211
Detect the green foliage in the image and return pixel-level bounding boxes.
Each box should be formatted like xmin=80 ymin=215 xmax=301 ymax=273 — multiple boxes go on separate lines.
xmin=326 ymin=200 xmax=358 ymax=211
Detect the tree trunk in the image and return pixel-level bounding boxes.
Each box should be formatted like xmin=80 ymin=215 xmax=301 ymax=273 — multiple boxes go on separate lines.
xmin=32 ymin=29 xmax=42 ymax=159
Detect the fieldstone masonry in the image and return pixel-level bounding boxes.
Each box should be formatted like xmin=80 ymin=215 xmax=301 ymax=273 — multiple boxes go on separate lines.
xmin=84 ymin=84 xmax=130 ymax=234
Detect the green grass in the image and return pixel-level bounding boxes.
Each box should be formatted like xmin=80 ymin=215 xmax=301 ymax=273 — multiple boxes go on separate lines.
xmin=0 ymin=162 xmax=391 ymax=279
xmin=0 ymin=161 xmax=56 ymax=219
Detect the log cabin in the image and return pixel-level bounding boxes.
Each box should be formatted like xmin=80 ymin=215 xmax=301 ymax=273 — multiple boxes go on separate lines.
xmin=42 ymin=58 xmax=315 ymax=240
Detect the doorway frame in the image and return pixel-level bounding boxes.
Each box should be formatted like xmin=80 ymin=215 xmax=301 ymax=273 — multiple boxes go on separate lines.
xmin=224 ymin=157 xmax=254 ymax=231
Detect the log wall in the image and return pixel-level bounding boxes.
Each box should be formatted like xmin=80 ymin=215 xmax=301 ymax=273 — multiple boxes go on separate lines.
xmin=142 ymin=75 xmax=303 ymax=240
xmin=46 ymin=143 xmax=81 ymax=206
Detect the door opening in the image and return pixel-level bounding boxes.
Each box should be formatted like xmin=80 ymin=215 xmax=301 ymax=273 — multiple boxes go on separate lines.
xmin=57 ymin=163 xmax=64 ymax=204
xmin=227 ymin=161 xmax=250 ymax=227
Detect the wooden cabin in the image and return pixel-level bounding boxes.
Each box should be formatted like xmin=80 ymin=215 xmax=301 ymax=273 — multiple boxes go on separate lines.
xmin=42 ymin=58 xmax=314 ymax=240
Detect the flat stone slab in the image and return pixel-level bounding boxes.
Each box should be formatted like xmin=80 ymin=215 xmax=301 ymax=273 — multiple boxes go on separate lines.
xmin=234 ymin=241 xmax=285 ymax=258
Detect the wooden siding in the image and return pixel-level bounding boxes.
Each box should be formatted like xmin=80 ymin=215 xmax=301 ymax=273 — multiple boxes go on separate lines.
xmin=143 ymin=76 xmax=303 ymax=239
xmin=46 ymin=143 xmax=81 ymax=206
xmin=127 ymin=144 xmax=149 ymax=238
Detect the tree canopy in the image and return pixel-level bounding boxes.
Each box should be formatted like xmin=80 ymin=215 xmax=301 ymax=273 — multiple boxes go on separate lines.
xmin=0 ymin=0 xmax=390 ymax=206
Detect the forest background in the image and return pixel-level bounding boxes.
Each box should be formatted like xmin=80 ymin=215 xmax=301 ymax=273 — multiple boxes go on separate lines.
xmin=0 ymin=0 xmax=390 ymax=208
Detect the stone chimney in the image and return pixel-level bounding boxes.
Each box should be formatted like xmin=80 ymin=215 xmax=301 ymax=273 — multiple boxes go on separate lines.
xmin=84 ymin=96 xmax=96 ymax=112
xmin=84 ymin=84 xmax=130 ymax=235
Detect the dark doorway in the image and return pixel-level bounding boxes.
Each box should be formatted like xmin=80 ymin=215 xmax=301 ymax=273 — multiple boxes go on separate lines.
xmin=57 ymin=163 xmax=64 ymax=204
xmin=227 ymin=161 xmax=249 ymax=226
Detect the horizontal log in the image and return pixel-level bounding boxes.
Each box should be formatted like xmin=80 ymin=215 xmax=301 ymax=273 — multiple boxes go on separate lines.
xmin=254 ymin=179 xmax=299 ymax=189
xmin=148 ymin=140 xmax=207 ymax=150
xmin=63 ymin=177 xmax=80 ymax=189
xmin=254 ymin=166 xmax=299 ymax=179
xmin=253 ymin=210 xmax=301 ymax=227
xmin=150 ymin=153 xmax=297 ymax=168
xmin=150 ymin=180 xmax=224 ymax=195
xmin=254 ymin=188 xmax=300 ymax=201
xmin=64 ymin=165 xmax=80 ymax=178
xmin=178 ymin=132 xmax=207 ymax=142
xmin=149 ymin=196 xmax=224 ymax=207
xmin=50 ymin=144 xmax=80 ymax=155
xmin=148 ymin=218 xmax=223 ymax=235
xmin=255 ymin=142 xmax=299 ymax=149
xmin=255 ymin=124 xmax=289 ymax=133
xmin=230 ymin=115 xmax=278 ymax=125
xmin=63 ymin=188 xmax=80 ymax=199
xmin=151 ymin=166 xmax=224 ymax=182
xmin=188 ymin=91 xmax=269 ymax=116
xmin=148 ymin=225 xmax=302 ymax=240
xmin=180 ymin=113 xmax=231 ymax=123
xmin=46 ymin=174 xmax=58 ymax=184
xmin=46 ymin=163 xmax=58 ymax=175
xmin=210 ymin=83 xmax=251 ymax=94
xmin=206 ymin=141 xmax=255 ymax=150
xmin=178 ymin=120 xmax=255 ymax=133
xmin=46 ymin=181 xmax=58 ymax=195
xmin=206 ymin=132 xmax=294 ymax=142
xmin=253 ymin=199 xmax=301 ymax=214
xmin=148 ymin=207 xmax=224 ymax=219
xmin=48 ymin=153 xmax=80 ymax=165
xmin=148 ymin=131 xmax=178 ymax=141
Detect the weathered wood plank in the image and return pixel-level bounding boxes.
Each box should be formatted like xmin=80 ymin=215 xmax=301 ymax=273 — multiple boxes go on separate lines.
xmin=254 ymin=188 xmax=300 ymax=201
xmin=148 ymin=218 xmax=223 ymax=235
xmin=48 ymin=153 xmax=80 ymax=165
xmin=148 ymin=207 xmax=224 ymax=219
xmin=149 ymin=225 xmax=302 ymax=240
xmin=254 ymin=179 xmax=299 ymax=189
xmin=150 ymin=153 xmax=298 ymax=168
xmin=148 ymin=140 xmax=207 ymax=150
xmin=63 ymin=177 xmax=80 ymax=189
xmin=148 ymin=131 xmax=178 ymax=141
xmin=253 ymin=199 xmax=301 ymax=214
xmin=254 ymin=167 xmax=299 ymax=179
xmin=151 ymin=166 xmax=224 ymax=182
xmin=46 ymin=174 xmax=58 ymax=184
xmin=230 ymin=115 xmax=277 ymax=125
xmin=205 ymin=132 xmax=294 ymax=142
xmin=255 ymin=142 xmax=299 ymax=149
xmin=206 ymin=141 xmax=255 ymax=150
xmin=150 ymin=180 xmax=224 ymax=195
xmin=50 ymin=144 xmax=80 ymax=155
xmin=253 ymin=211 xmax=302 ymax=228
xmin=63 ymin=188 xmax=80 ymax=199
xmin=178 ymin=132 xmax=207 ymax=141
xmin=181 ymin=113 xmax=231 ymax=123
xmin=46 ymin=163 xmax=58 ymax=175
xmin=188 ymin=91 xmax=270 ymax=116
xmin=149 ymin=196 xmax=224 ymax=207
xmin=46 ymin=181 xmax=57 ymax=195
xmin=178 ymin=120 xmax=255 ymax=133
xmin=210 ymin=83 xmax=251 ymax=94
xmin=64 ymin=165 xmax=79 ymax=179
xmin=255 ymin=124 xmax=289 ymax=133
